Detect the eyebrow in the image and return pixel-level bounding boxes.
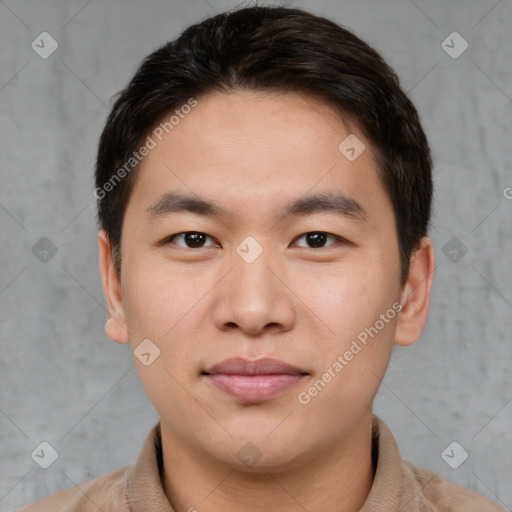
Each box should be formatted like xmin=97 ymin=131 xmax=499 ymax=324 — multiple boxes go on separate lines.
xmin=146 ymin=191 xmax=367 ymax=222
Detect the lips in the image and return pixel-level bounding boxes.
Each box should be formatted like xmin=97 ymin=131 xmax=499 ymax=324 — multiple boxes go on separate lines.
xmin=203 ymin=357 xmax=307 ymax=376
xmin=202 ymin=357 xmax=308 ymax=403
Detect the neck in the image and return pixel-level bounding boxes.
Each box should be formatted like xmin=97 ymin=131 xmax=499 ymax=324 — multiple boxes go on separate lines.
xmin=161 ymin=413 xmax=375 ymax=512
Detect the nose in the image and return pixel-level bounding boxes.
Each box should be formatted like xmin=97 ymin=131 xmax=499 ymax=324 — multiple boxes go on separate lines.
xmin=212 ymin=248 xmax=296 ymax=336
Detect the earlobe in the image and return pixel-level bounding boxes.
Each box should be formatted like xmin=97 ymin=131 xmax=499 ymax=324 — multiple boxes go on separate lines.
xmin=394 ymin=237 xmax=435 ymax=347
xmin=98 ymin=230 xmax=130 ymax=344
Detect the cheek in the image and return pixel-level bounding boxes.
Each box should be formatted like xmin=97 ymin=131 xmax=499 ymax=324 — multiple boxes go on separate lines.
xmin=302 ymin=307 xmax=396 ymax=428
xmin=123 ymin=263 xmax=205 ymax=428
xmin=302 ymin=264 xmax=398 ymax=392
xmin=300 ymin=262 xmax=396 ymax=336
xmin=133 ymin=354 xmax=204 ymax=439
xmin=122 ymin=259 xmax=208 ymax=384
xmin=122 ymin=258 xmax=202 ymax=340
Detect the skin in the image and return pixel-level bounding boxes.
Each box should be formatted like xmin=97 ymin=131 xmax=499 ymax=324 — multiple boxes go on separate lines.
xmin=98 ymin=89 xmax=434 ymax=512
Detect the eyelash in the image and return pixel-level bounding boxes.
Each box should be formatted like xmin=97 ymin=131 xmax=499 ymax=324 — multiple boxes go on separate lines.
xmin=161 ymin=231 xmax=349 ymax=250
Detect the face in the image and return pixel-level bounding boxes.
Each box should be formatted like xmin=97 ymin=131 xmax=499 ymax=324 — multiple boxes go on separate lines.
xmin=100 ymin=89 xmax=426 ymax=472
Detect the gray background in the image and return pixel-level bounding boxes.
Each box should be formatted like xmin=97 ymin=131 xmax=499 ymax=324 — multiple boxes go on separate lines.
xmin=1 ymin=0 xmax=511 ymax=509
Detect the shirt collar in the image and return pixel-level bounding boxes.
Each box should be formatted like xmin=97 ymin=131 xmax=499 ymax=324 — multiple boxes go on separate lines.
xmin=360 ymin=415 xmax=405 ymax=511
xmin=127 ymin=421 xmax=173 ymax=511
xmin=127 ymin=414 xmax=405 ymax=512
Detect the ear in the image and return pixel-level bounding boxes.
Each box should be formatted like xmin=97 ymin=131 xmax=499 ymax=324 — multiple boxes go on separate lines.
xmin=98 ymin=229 xmax=130 ymax=344
xmin=394 ymin=236 xmax=435 ymax=347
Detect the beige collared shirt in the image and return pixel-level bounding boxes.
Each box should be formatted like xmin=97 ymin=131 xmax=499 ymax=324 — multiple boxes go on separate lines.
xmin=18 ymin=415 xmax=507 ymax=511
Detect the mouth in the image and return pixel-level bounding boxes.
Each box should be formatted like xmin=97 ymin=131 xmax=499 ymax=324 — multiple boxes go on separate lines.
xmin=201 ymin=357 xmax=309 ymax=403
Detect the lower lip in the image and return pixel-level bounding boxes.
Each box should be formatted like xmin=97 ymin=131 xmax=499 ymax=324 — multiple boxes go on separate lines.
xmin=205 ymin=373 xmax=305 ymax=402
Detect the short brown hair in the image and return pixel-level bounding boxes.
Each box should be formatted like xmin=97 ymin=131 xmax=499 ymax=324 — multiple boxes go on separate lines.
xmin=95 ymin=5 xmax=432 ymax=285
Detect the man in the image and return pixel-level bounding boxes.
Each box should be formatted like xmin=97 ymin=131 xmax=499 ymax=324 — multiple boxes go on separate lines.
xmin=19 ymin=5 xmax=506 ymax=511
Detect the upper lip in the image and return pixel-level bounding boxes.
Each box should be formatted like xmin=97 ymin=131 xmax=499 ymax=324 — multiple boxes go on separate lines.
xmin=203 ymin=357 xmax=308 ymax=375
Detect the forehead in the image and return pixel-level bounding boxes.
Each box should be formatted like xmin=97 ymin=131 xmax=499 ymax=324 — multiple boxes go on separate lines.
xmin=126 ymin=89 xmax=392 ymax=227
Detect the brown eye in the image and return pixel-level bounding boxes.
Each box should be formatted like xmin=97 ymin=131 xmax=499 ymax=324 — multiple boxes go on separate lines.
xmin=294 ymin=231 xmax=339 ymax=248
xmin=166 ymin=232 xmax=217 ymax=248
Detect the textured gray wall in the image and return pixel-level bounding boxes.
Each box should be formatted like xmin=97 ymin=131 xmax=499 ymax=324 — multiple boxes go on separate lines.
xmin=1 ymin=0 xmax=511 ymax=510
